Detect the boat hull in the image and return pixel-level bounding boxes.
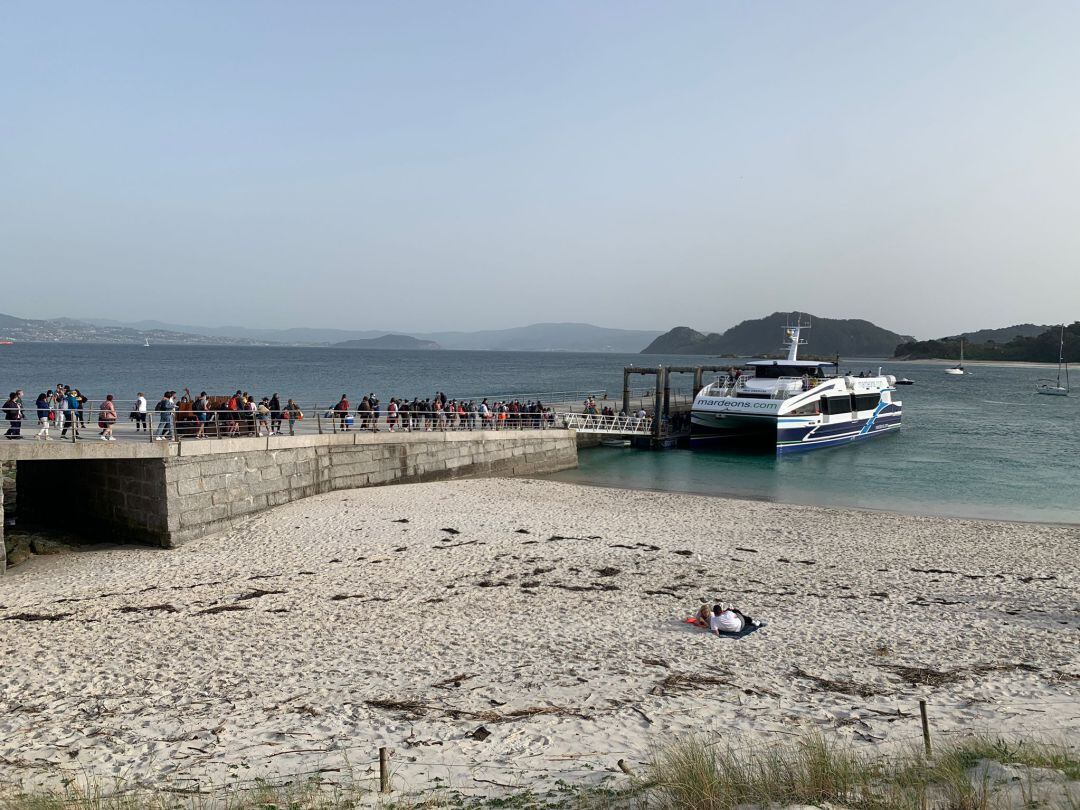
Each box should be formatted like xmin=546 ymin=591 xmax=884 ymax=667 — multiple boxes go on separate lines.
xmin=691 ymin=405 xmax=902 ymax=454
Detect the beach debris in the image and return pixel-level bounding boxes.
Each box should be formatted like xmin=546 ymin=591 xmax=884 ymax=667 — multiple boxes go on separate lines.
xmin=440 ymin=527 xmax=461 ymax=535
xmin=196 ymin=604 xmax=251 ymax=616
xmin=4 ymin=612 xmax=73 ymax=622
xmin=650 ymin=671 xmax=736 ymax=696
xmin=641 ymin=658 xmax=670 ymax=669
xmin=514 ymin=529 xmax=530 ymax=534
xmin=519 ymin=581 xmax=540 ymax=589
xmin=433 ymin=539 xmax=479 ymax=549
xmin=553 ymin=582 xmax=620 ymax=593
xmin=790 ymin=666 xmax=885 ymax=697
xmin=366 ymin=699 xmax=589 ymax=723
xmin=116 ymin=604 xmax=179 ymax=614
xmin=645 ymin=589 xmax=680 ymax=598
xmin=392 ymin=547 xmax=407 ymax=552
xmin=433 ymin=673 xmax=477 ymax=689
xmin=672 ymin=550 xmax=693 ymax=557
xmin=881 ymin=662 xmax=1039 ymax=687
xmin=469 ymin=726 xmax=491 ymax=741
xmin=392 ymin=518 xmax=409 ymax=523
xmin=329 ymin=594 xmax=390 ymax=602
xmin=234 ymin=588 xmax=285 ymax=602
xmin=595 ymin=567 xmax=621 ymax=577
xmin=735 ymin=547 xmax=759 ymax=553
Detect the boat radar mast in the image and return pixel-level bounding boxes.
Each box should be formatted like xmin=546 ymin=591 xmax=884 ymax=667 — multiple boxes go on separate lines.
xmin=783 ymin=315 xmax=810 ymax=362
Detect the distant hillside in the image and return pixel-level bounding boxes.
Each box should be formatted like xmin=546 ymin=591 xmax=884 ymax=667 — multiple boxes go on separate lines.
xmin=894 ymin=323 xmax=1079 ymax=362
xmin=334 ymin=334 xmax=441 ymax=350
xmin=642 ymin=313 xmax=913 ymax=357
xmin=422 ymin=323 xmax=663 ymax=352
xmin=959 ymin=324 xmax=1052 ymax=344
xmin=0 ymin=312 xmax=265 ymax=346
xmin=84 ymin=318 xmax=662 ymax=352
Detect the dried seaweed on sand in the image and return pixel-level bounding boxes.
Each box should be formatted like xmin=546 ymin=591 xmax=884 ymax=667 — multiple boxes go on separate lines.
xmin=790 ymin=666 xmax=885 ymax=697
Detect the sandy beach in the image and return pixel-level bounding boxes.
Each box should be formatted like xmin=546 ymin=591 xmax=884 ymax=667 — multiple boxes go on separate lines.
xmin=0 ymin=479 xmax=1076 ymax=800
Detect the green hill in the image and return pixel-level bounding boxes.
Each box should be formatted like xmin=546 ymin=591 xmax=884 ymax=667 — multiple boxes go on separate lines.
xmin=894 ymin=323 xmax=1079 ymax=362
xmin=642 ymin=313 xmax=912 ymax=357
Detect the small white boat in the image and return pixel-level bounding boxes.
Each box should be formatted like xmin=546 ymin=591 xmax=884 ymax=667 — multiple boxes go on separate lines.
xmin=895 ymin=377 xmax=915 ymax=386
xmin=144 ymin=338 xmax=151 ymax=348
xmin=945 ymin=339 xmax=966 ymax=375
xmin=1036 ymin=325 xmax=1069 ymax=396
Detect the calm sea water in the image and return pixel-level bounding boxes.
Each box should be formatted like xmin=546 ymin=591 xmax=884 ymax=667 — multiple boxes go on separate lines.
xmin=2 ymin=344 xmax=1076 ymax=524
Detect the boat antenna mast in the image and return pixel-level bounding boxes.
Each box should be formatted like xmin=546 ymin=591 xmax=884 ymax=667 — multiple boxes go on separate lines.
xmin=783 ymin=313 xmax=810 ymax=362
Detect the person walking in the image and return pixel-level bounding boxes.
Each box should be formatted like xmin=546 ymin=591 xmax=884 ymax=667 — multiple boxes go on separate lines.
xmin=134 ymin=391 xmax=148 ymax=432
xmin=269 ymin=393 xmax=282 ymax=435
xmin=64 ymin=388 xmax=80 ymax=438
xmin=3 ymin=392 xmax=22 ymax=439
xmin=35 ymin=392 xmax=52 ymax=440
xmin=73 ymin=389 xmax=88 ymax=429
xmin=284 ymin=399 xmax=302 ymax=435
xmin=155 ymin=391 xmax=177 ymax=441
xmin=98 ymin=394 xmax=117 ymax=441
xmin=334 ymin=394 xmax=350 ymax=432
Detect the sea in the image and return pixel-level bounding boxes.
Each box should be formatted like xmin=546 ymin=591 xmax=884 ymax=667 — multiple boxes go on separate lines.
xmin=3 ymin=343 xmax=1077 ymax=525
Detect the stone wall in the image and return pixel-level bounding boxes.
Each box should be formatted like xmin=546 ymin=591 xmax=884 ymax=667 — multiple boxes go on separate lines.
xmin=11 ymin=430 xmax=577 ymax=552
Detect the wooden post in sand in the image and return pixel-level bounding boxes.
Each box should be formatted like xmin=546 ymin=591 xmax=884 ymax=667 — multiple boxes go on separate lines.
xmin=919 ymin=699 xmax=932 ymax=757
xmin=379 ymin=746 xmax=390 ymax=793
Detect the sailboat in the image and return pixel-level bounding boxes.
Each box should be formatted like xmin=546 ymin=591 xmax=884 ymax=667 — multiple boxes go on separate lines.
xmin=144 ymin=338 xmax=151 ymax=348
xmin=945 ymin=339 xmax=966 ymax=375
xmin=1036 ymin=325 xmax=1069 ymax=396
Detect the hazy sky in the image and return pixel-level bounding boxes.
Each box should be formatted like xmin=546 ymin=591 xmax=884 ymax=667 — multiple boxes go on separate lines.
xmin=3 ymin=2 xmax=1079 ymax=338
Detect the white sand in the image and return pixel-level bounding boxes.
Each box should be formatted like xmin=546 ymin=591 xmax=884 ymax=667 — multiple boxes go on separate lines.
xmin=0 ymin=479 xmax=1076 ymax=800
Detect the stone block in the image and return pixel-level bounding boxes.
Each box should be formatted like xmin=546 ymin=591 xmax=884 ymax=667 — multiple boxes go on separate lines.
xmin=177 ymin=478 xmax=204 ymax=496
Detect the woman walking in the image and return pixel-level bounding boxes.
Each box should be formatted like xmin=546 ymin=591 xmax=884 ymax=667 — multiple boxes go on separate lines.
xmin=98 ymin=394 xmax=117 ymax=441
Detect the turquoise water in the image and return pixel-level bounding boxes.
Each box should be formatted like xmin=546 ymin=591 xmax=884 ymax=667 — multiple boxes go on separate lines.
xmin=551 ymin=363 xmax=1080 ymax=525
xmin=2 ymin=344 xmax=1075 ymax=523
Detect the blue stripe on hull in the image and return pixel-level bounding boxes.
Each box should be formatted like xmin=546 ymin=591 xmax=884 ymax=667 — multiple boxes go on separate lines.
xmin=776 ymin=424 xmax=900 ymax=454
xmin=692 ymin=409 xmax=902 ymax=453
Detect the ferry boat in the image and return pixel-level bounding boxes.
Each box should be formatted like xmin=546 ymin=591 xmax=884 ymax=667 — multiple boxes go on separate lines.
xmin=690 ymin=321 xmax=902 ymax=454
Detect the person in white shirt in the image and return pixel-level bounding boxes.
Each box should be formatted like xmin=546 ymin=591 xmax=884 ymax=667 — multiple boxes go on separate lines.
xmin=709 ymin=603 xmax=766 ymax=636
xmin=134 ymin=392 xmax=148 ymax=432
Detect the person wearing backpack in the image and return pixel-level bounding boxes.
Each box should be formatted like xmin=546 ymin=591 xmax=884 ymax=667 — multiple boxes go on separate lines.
xmin=3 ymin=392 xmax=23 ymax=439
xmin=154 ymin=392 xmax=176 ymax=441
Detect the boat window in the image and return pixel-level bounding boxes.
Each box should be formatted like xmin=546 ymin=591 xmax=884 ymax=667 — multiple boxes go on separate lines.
xmin=821 ymin=396 xmax=851 ymax=415
xmin=753 ymin=364 xmax=812 ymax=379
xmin=788 ymin=401 xmax=820 ymax=416
xmin=853 ymin=393 xmax=881 ymax=411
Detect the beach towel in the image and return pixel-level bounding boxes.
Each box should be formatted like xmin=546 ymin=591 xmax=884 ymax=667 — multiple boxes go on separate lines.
xmin=683 ymin=616 xmax=763 ymax=639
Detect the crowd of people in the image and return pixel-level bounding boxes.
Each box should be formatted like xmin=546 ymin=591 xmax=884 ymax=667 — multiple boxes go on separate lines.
xmin=328 ymin=392 xmax=557 ymax=433
xmin=3 ymin=387 xmax=571 ymax=441
xmin=3 ymin=386 xmax=111 ymax=441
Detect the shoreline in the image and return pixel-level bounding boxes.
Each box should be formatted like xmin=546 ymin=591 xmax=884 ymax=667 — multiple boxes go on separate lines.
xmin=0 ymin=478 xmax=1075 ymax=800
xmin=539 ymin=470 xmax=1080 ymax=529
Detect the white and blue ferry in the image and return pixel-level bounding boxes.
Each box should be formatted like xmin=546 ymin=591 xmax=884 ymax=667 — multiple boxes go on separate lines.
xmin=690 ymin=322 xmax=902 ymax=454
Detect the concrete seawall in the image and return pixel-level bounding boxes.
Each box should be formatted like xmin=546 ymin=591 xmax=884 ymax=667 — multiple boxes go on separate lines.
xmin=4 ymin=430 xmax=578 ymax=564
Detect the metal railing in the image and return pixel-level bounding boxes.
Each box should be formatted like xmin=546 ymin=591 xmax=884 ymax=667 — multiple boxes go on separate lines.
xmin=559 ymin=413 xmax=653 ymax=434
xmin=8 ymin=398 xmax=659 ymax=443
xmin=701 ymin=375 xmax=817 ymax=400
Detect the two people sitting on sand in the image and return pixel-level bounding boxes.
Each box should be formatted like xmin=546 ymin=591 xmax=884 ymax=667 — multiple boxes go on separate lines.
xmin=695 ymin=602 xmax=766 ymax=636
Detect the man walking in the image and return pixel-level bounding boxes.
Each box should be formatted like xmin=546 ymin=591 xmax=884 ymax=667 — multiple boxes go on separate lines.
xmin=3 ymin=391 xmax=23 ymax=439
xmin=155 ymin=391 xmax=177 ymax=441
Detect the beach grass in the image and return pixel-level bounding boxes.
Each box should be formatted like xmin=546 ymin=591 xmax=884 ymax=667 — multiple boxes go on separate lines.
xmin=1 ymin=734 xmax=1075 ymax=809
xmin=645 ymin=733 xmax=1079 ymax=810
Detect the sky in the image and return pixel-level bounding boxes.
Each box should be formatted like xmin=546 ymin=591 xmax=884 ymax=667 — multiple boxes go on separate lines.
xmin=2 ymin=1 xmax=1079 ymax=339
